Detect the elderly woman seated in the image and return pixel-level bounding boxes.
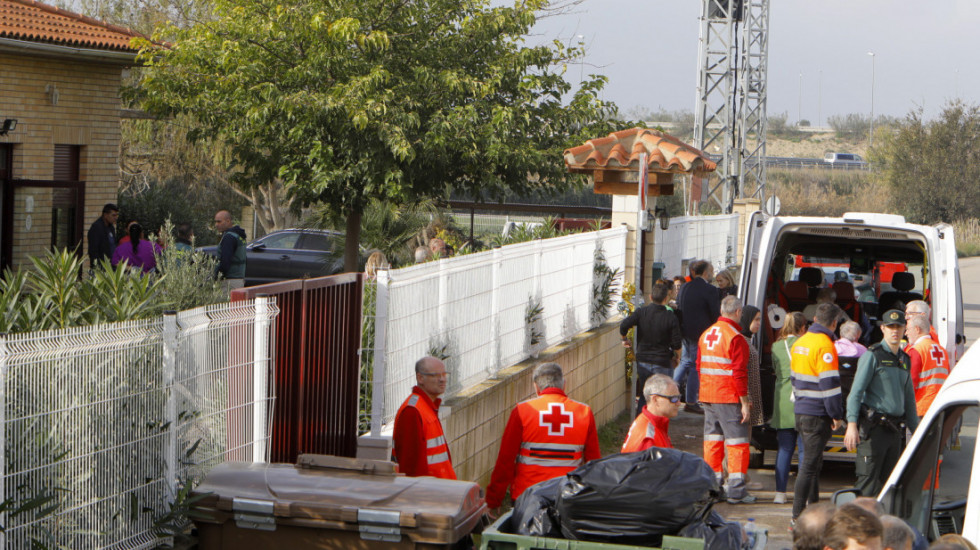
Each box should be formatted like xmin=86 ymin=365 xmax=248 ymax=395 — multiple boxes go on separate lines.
xmin=835 ymin=320 xmax=867 ymax=397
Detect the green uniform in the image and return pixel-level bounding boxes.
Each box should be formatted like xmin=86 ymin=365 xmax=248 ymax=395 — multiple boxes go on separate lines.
xmin=770 ymin=335 xmax=798 ymax=430
xmin=846 ymin=342 xmax=919 ymax=496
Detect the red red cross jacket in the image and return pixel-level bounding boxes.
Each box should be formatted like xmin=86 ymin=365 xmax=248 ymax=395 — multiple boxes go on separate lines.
xmin=485 ymin=388 xmax=600 ymax=508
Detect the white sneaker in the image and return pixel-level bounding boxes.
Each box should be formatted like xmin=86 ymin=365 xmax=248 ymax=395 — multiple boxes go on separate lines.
xmin=773 ymin=492 xmax=786 ymax=504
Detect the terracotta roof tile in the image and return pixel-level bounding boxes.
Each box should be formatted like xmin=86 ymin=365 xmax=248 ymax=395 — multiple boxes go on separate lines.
xmin=565 ymin=128 xmax=717 ymax=174
xmin=0 ymin=0 xmax=142 ymax=52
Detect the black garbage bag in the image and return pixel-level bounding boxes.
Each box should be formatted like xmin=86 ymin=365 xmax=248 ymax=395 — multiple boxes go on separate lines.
xmin=678 ymin=510 xmax=747 ymax=550
xmin=556 ymin=447 xmax=721 ymax=545
xmin=511 ymin=477 xmax=563 ymax=537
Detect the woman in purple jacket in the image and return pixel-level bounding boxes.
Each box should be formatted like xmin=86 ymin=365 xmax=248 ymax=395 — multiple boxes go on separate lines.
xmin=111 ymin=222 xmax=161 ymax=273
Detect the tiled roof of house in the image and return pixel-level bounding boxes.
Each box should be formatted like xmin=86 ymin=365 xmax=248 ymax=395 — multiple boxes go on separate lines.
xmin=565 ymin=128 xmax=717 ymax=174
xmin=0 ymin=0 xmax=141 ymax=52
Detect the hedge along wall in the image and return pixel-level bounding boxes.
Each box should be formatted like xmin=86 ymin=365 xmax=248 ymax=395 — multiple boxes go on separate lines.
xmin=440 ymin=318 xmax=627 ymax=486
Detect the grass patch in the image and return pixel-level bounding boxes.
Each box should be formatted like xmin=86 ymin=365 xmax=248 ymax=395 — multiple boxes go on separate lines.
xmin=598 ymin=409 xmax=634 ymax=456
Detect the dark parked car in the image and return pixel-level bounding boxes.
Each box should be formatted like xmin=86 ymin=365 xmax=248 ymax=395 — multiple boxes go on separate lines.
xmin=199 ymin=228 xmax=351 ymax=286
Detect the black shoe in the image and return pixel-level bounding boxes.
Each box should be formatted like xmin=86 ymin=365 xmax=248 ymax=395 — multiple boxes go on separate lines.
xmin=684 ymin=403 xmax=704 ymax=414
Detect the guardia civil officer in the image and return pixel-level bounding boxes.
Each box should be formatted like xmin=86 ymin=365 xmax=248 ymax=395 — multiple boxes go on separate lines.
xmin=844 ymin=309 xmax=919 ymax=496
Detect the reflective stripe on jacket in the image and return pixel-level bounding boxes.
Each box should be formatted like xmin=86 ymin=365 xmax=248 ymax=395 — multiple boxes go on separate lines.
xmin=790 ymin=327 xmax=843 ymax=419
xmin=621 ymin=407 xmax=672 ymax=452
xmin=697 ymin=318 xmax=748 ymax=404
xmin=908 ymin=336 xmax=949 ymax=417
xmin=395 ymin=392 xmax=456 ymax=480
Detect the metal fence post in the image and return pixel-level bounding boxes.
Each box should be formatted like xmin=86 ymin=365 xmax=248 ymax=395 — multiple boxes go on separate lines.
xmin=162 ymin=312 xmax=177 ymax=498
xmin=253 ymin=295 xmax=270 ymax=463
xmin=489 ymin=247 xmax=501 ymax=373
xmin=371 ymin=271 xmax=389 ymax=437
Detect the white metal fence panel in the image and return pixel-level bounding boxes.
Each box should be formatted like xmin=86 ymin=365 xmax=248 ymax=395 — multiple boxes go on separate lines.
xmin=1 ymin=299 xmax=278 ymax=549
xmin=653 ymin=214 xmax=740 ymax=277
xmin=379 ymin=227 xmax=627 ymax=426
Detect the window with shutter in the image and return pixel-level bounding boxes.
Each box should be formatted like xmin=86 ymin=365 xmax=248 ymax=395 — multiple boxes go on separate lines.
xmin=53 ymin=144 xmax=80 ymax=181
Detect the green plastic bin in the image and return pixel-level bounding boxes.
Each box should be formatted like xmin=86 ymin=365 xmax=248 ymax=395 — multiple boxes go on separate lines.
xmin=479 ymin=511 xmax=706 ymax=550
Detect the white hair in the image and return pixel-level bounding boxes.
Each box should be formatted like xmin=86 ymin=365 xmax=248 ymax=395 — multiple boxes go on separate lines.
xmin=907 ymin=300 xmax=931 ymax=316
xmin=840 ymin=321 xmax=862 ymax=341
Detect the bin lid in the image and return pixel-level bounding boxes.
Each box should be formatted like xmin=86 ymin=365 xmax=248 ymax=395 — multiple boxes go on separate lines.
xmin=193 ymin=455 xmax=484 ymax=536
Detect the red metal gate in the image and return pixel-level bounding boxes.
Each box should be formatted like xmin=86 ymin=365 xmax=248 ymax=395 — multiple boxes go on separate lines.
xmin=232 ymin=273 xmax=364 ymax=462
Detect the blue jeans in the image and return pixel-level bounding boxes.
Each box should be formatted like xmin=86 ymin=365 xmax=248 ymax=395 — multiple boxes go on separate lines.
xmin=673 ymin=340 xmax=700 ymax=403
xmin=775 ymin=429 xmax=806 ymax=493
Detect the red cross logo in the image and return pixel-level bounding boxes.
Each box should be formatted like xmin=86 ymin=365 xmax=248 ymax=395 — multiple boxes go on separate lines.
xmin=540 ymin=403 xmax=574 ymax=436
xmin=704 ymin=327 xmax=722 ymax=350
xmin=930 ymin=344 xmax=946 ymax=367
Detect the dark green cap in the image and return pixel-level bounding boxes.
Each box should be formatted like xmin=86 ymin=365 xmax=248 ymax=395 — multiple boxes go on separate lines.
xmin=882 ymin=309 xmax=906 ymax=326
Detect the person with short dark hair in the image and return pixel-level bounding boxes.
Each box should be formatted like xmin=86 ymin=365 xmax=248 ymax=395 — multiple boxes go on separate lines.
xmin=674 ymin=259 xmax=721 ymax=411
xmin=174 ymin=222 xmax=194 ymax=252
xmin=622 ymin=374 xmax=681 ymax=452
xmin=486 ymin=362 xmax=600 ymax=511
xmin=88 ymin=203 xmax=119 ymax=269
xmin=793 ymin=502 xmax=836 ymax=550
xmin=791 ymin=303 xmax=846 ymax=521
xmin=822 ymin=503 xmax=883 ymax=550
xmin=620 ymin=283 xmax=682 ymax=414
xmin=845 ymin=309 xmax=919 ymax=496
xmin=393 ymin=356 xmax=456 ymax=479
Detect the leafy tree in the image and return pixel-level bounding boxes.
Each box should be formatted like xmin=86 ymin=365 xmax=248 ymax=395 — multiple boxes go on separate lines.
xmin=870 ymin=100 xmax=980 ymax=223
xmin=134 ymin=0 xmax=624 ymax=271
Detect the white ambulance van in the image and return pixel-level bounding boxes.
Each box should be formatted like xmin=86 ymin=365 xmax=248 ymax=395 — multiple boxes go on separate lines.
xmin=738 ymin=212 xmax=965 ymax=460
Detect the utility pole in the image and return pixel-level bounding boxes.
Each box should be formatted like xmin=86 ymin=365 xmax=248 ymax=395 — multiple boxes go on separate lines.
xmin=694 ymin=0 xmax=770 ymax=213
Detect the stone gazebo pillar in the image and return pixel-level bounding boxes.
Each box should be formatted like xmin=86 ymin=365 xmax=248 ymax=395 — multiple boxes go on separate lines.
xmin=564 ymin=128 xmax=717 ymax=296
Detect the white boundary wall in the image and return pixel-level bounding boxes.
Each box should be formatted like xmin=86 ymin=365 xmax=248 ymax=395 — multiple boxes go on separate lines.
xmin=376 ymin=227 xmax=627 ymax=426
xmin=652 ymin=214 xmax=740 ymax=277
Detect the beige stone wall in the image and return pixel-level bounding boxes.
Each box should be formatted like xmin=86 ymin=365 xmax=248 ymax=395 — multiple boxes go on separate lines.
xmin=442 ymin=318 xmax=627 ymax=486
xmin=0 ymin=52 xmax=125 ymax=270
xmin=611 ymin=194 xmax=657 ymax=296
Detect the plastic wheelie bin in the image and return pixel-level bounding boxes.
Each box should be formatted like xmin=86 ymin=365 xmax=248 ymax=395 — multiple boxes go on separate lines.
xmin=191 ymin=454 xmax=486 ymax=549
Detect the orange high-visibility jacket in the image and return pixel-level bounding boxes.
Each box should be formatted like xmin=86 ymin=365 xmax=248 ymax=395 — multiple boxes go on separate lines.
xmin=907 ymin=336 xmax=950 ymax=417
xmin=697 ymin=317 xmax=749 ymax=403
xmin=486 ymin=389 xmax=600 ymax=507
xmin=621 ymin=407 xmax=672 ymax=452
xmin=394 ymin=390 xmax=457 ymax=480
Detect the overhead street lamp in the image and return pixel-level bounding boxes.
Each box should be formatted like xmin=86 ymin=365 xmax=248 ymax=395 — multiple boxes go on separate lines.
xmin=868 ymin=51 xmax=876 ymax=146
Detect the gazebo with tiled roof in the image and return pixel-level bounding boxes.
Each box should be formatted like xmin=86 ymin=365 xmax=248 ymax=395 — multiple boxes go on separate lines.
xmin=564 ymin=128 xmax=716 ymax=196
xmin=564 ymin=128 xmax=717 ymax=294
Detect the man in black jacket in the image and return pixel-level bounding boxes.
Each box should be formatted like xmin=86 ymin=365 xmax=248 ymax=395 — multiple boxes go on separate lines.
xmin=673 ymin=259 xmax=721 ymax=413
xmin=87 ymin=203 xmax=118 ymax=270
xmin=621 ymin=283 xmax=682 ymax=416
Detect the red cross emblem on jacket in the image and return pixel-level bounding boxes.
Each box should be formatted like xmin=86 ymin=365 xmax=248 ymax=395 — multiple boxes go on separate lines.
xmin=704 ymin=326 xmax=722 ymax=350
xmin=540 ymin=402 xmax=573 ymax=436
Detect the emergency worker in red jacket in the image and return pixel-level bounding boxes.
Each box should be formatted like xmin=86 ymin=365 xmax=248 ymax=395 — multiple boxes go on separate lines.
xmin=393 ymin=356 xmax=457 ymax=479
xmin=697 ymin=295 xmax=755 ymax=504
xmin=622 ymin=373 xmax=682 ymax=452
xmin=486 ymin=362 xmax=601 ymax=511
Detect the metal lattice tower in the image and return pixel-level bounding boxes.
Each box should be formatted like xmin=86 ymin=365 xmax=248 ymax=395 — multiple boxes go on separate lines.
xmin=693 ymin=0 xmax=770 ymax=213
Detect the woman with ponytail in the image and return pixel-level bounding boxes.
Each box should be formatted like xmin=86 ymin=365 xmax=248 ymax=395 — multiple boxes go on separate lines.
xmin=111 ymin=222 xmax=161 ymax=273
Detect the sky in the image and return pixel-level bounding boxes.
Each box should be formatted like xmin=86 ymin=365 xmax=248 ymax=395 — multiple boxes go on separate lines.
xmin=529 ymin=0 xmax=980 ymax=124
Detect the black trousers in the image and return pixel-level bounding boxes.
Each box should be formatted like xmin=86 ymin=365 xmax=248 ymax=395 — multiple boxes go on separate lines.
xmin=793 ymin=414 xmax=832 ymax=519
xmin=855 ymin=423 xmax=903 ymax=497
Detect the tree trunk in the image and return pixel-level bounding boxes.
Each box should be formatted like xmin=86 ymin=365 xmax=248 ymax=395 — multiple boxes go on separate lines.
xmin=344 ymin=209 xmax=362 ymax=273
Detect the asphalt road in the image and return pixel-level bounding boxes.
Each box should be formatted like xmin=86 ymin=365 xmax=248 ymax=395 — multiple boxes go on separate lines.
xmin=668 ymin=257 xmax=980 ymax=548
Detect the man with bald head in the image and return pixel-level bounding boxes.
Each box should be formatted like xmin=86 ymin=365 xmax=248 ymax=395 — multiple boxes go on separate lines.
xmin=213 ymin=209 xmax=247 ymax=293
xmin=393 ymin=357 xmax=457 ymax=479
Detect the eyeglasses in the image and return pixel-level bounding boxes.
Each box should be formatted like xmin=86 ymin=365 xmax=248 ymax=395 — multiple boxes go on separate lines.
xmin=653 ymin=393 xmax=682 ymax=403
xmin=420 ymin=371 xmax=448 ymax=378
